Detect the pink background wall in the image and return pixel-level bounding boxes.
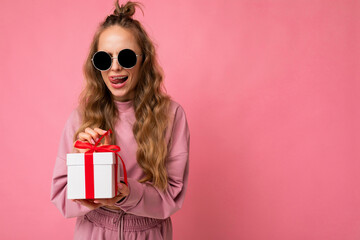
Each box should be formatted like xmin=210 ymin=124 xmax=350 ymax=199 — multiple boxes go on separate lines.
xmin=0 ymin=0 xmax=359 ymax=239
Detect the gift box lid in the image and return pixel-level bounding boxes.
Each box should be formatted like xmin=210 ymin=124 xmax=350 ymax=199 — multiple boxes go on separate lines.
xmin=66 ymin=152 xmax=116 ymax=166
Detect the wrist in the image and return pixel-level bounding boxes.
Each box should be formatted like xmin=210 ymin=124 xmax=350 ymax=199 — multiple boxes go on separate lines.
xmin=115 ymin=180 xmax=127 ymax=204
xmin=116 ymin=196 xmax=126 ymax=203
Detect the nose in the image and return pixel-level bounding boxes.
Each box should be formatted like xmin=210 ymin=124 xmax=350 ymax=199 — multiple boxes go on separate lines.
xmin=110 ymin=57 xmax=122 ymax=71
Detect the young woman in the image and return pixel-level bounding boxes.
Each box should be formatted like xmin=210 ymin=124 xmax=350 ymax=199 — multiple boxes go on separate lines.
xmin=50 ymin=1 xmax=190 ymax=239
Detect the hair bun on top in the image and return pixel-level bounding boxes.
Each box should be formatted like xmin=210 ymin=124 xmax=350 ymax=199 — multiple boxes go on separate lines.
xmin=113 ymin=1 xmax=141 ymax=18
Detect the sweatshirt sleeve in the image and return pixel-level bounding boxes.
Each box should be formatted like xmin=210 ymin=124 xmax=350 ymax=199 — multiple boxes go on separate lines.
xmin=115 ymin=104 xmax=190 ymax=219
xmin=50 ymin=109 xmax=92 ymax=218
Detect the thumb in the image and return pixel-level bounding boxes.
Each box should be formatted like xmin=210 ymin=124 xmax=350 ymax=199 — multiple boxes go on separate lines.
xmin=104 ymin=131 xmax=111 ymax=145
xmin=94 ymin=128 xmax=111 ymax=145
xmin=117 ymin=181 xmax=129 ymax=196
xmin=117 ymin=182 xmax=124 ymax=192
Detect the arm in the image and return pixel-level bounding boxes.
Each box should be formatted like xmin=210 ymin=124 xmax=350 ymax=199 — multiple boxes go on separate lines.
xmin=115 ymin=104 xmax=190 ymax=219
xmin=50 ymin=109 xmax=92 ymax=218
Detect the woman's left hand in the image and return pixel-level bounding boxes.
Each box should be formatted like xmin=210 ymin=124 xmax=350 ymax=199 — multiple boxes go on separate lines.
xmin=73 ymin=181 xmax=129 ymax=210
xmin=93 ymin=182 xmax=130 ymax=207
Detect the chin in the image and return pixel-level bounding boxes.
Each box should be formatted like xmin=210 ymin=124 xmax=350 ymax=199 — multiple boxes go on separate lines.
xmin=112 ymin=90 xmax=133 ymax=101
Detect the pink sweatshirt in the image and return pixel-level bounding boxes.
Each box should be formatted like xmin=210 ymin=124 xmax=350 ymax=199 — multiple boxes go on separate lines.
xmin=50 ymin=99 xmax=190 ymax=221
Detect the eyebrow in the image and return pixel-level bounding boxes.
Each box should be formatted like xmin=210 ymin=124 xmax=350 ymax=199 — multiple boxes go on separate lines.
xmin=98 ymin=50 xmax=116 ymax=56
xmin=99 ymin=48 xmax=135 ymax=54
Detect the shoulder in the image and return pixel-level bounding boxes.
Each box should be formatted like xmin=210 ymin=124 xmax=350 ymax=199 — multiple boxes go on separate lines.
xmin=168 ymin=99 xmax=187 ymax=119
xmin=165 ymin=99 xmax=189 ymax=138
xmin=67 ymin=107 xmax=81 ymax=124
xmin=57 ymin=107 xmax=83 ymax=155
xmin=68 ymin=107 xmax=81 ymax=121
xmin=165 ymin=99 xmax=190 ymax=155
xmin=63 ymin=107 xmax=82 ymax=134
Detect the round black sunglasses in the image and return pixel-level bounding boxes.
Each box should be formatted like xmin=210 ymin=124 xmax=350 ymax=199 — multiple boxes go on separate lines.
xmin=91 ymin=49 xmax=142 ymax=71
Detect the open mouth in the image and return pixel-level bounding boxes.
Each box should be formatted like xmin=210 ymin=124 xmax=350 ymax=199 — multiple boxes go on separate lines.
xmin=110 ymin=75 xmax=128 ymax=84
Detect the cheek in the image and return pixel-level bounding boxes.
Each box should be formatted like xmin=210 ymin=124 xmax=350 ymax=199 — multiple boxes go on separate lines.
xmin=134 ymin=65 xmax=142 ymax=79
xmin=132 ymin=71 xmax=141 ymax=86
xmin=129 ymin=68 xmax=140 ymax=81
xmin=101 ymin=72 xmax=108 ymax=82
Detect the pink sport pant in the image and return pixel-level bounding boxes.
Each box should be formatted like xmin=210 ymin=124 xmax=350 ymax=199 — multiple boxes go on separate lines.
xmin=73 ymin=207 xmax=173 ymax=240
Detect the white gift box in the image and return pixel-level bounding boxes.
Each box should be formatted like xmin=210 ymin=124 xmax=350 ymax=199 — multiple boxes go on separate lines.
xmin=66 ymin=152 xmax=118 ymax=199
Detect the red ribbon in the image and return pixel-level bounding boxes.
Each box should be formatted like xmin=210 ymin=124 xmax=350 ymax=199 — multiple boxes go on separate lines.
xmin=74 ymin=129 xmax=128 ymax=199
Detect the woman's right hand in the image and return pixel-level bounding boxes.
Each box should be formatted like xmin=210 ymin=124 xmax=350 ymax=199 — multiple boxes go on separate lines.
xmin=73 ymin=127 xmax=111 ymax=153
xmin=72 ymin=199 xmax=102 ymax=210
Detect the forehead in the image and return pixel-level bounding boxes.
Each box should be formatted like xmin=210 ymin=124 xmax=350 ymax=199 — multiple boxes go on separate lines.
xmin=98 ymin=25 xmax=140 ymax=53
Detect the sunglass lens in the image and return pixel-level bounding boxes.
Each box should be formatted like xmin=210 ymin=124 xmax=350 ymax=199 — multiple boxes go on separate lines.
xmin=93 ymin=51 xmax=111 ymax=71
xmin=119 ymin=49 xmax=137 ymax=69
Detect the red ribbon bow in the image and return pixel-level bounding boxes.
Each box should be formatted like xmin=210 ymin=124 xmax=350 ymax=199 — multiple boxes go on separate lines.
xmin=74 ymin=129 xmax=128 ymax=199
